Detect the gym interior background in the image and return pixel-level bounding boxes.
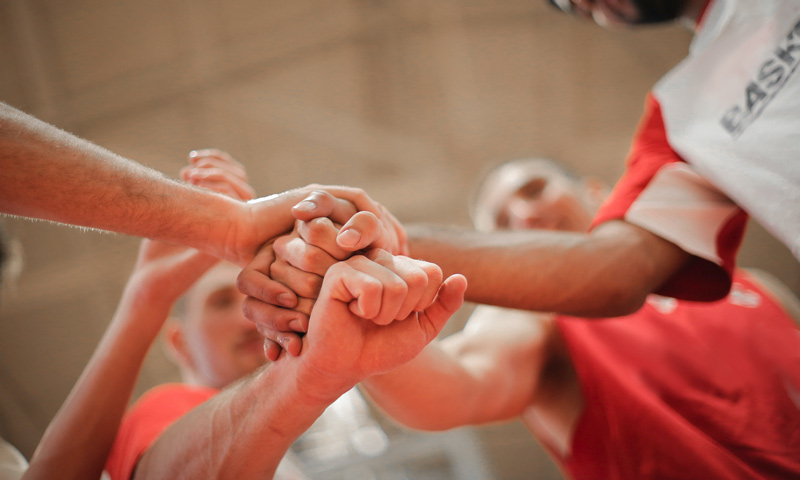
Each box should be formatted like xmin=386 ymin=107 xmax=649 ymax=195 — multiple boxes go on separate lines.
xmin=1 ymin=1 xmax=797 ymax=478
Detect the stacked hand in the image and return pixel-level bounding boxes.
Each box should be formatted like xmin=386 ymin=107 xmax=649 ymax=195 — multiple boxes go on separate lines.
xmin=236 ymin=189 xmax=464 ymax=376
xmin=295 ymin=250 xmax=466 ymax=391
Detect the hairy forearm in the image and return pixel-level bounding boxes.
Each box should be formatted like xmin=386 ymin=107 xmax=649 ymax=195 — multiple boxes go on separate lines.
xmin=0 ymin=103 xmax=245 ymax=260
xmin=406 ymin=221 xmax=687 ymax=317
xmin=25 ymin=288 xmax=173 ymax=480
xmin=134 ymin=357 xmax=346 ymax=480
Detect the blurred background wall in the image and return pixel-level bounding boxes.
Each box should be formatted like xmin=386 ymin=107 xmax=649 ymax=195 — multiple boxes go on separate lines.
xmin=0 ymin=0 xmax=797 ymax=478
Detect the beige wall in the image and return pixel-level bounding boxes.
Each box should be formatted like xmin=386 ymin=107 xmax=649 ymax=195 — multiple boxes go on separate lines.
xmin=1 ymin=1 xmax=797 ymax=478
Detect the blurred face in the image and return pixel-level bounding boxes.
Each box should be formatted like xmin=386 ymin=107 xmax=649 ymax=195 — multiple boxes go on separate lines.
xmin=550 ymin=0 xmax=688 ymax=26
xmin=179 ymin=263 xmax=266 ymax=389
xmin=493 ymin=171 xmax=596 ymax=233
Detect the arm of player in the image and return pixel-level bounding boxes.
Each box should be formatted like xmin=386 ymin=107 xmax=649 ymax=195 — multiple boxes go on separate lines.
xmin=133 ymin=253 xmax=465 ymax=479
xmin=361 ymin=305 xmax=554 ymax=431
xmin=405 ymin=220 xmax=689 ymax=317
xmin=0 ymin=103 xmax=405 ymax=268
xmin=22 ymin=151 xmax=251 ymax=480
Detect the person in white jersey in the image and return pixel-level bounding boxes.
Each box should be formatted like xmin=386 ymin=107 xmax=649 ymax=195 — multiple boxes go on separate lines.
xmin=237 ymin=0 xmax=800 ymax=368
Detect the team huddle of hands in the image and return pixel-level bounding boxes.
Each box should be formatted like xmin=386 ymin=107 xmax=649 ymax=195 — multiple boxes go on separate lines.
xmin=180 ymin=149 xmax=467 ymax=390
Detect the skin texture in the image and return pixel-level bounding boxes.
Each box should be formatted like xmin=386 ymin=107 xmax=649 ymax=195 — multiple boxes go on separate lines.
xmin=0 ymin=102 xmax=406 ymax=272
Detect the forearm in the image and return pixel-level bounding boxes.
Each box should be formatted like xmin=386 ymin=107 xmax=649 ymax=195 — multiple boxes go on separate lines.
xmin=25 ymin=292 xmax=173 ymax=480
xmin=362 ymin=345 xmax=488 ymax=431
xmin=134 ymin=357 xmax=348 ymax=480
xmin=363 ymin=319 xmax=546 ymax=432
xmin=406 ymin=221 xmax=687 ymax=317
xmin=0 ymin=103 xmax=245 ymax=261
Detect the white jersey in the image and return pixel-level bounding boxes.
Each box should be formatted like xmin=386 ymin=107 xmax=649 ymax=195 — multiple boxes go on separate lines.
xmin=653 ymin=0 xmax=800 ymax=259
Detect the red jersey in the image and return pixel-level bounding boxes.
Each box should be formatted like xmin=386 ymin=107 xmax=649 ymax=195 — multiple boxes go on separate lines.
xmin=557 ymin=272 xmax=800 ymax=479
xmin=104 ymin=383 xmax=217 ymax=480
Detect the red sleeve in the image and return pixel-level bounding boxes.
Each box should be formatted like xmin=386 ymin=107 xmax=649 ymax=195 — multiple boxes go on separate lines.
xmin=104 ymin=384 xmax=217 ymax=480
xmin=592 ymin=93 xmax=686 ymax=226
xmin=592 ymin=93 xmax=747 ymax=301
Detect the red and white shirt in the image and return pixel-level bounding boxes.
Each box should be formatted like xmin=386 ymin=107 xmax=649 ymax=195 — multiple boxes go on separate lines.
xmin=594 ymin=0 xmax=800 ymax=299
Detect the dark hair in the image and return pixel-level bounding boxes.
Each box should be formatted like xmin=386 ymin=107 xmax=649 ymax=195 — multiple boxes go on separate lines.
xmin=0 ymin=221 xmax=23 ymax=295
xmin=0 ymin=222 xmax=10 ymax=285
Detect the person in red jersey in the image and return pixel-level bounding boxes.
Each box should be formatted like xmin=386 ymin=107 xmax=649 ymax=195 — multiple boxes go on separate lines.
xmin=265 ymin=158 xmax=800 ymax=479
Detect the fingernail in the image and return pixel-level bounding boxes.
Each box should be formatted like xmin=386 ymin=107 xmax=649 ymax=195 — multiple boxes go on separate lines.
xmin=288 ymin=318 xmax=306 ymax=333
xmin=294 ymin=200 xmax=317 ymax=213
xmin=338 ymin=228 xmax=361 ymax=248
xmin=189 ymin=150 xmax=198 ymax=158
xmin=278 ymin=293 xmax=295 ymax=308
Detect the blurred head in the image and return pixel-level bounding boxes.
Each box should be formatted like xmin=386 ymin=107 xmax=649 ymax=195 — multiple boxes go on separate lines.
xmin=471 ymin=158 xmax=607 ymax=233
xmin=0 ymin=222 xmax=23 ymax=301
xmin=548 ymin=0 xmax=694 ymax=26
xmin=165 ymin=262 xmax=266 ymax=389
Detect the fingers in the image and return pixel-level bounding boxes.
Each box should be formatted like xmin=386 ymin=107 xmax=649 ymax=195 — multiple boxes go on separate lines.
xmin=292 ymin=190 xmax=358 ymax=226
xmin=419 ymin=274 xmax=467 ymax=337
xmin=269 ymin=257 xmax=323 ymax=300
xmin=182 ymin=149 xmax=256 ymax=201
xmin=188 ymin=149 xmax=248 ymax=178
xmin=296 ymin=217 xmax=350 ymax=260
xmin=365 ymin=249 xmax=442 ymax=320
xmin=291 ymin=188 xmax=407 ymax=255
xmin=237 ymin=244 xmax=298 ymax=309
xmin=239 ymin=242 xmax=317 ymax=359
xmin=273 ymin=230 xmax=339 ymax=278
xmin=330 ymin=254 xmax=444 ymax=326
xmin=325 ymin=258 xmax=399 ymax=326
xmin=243 ymin=299 xmax=307 ymax=358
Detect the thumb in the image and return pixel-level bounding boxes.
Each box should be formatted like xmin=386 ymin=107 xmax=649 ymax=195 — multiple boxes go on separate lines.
xmin=293 ymin=190 xmax=358 ymax=226
xmin=420 ymin=274 xmax=467 ymax=337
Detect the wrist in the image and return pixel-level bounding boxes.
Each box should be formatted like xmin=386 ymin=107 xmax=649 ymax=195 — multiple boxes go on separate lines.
xmin=240 ymin=189 xmax=310 ymax=263
xmin=272 ymin=354 xmax=356 ymax=408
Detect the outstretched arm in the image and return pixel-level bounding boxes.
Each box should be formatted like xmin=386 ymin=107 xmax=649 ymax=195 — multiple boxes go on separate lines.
xmin=0 ymin=104 xmax=246 ymax=259
xmin=362 ymin=305 xmax=554 ymax=431
xmin=133 ymin=253 xmax=465 ymax=479
xmin=22 ymin=151 xmax=251 ymax=480
xmin=0 ymin=103 xmax=404 ymax=267
xmin=239 ymin=190 xmax=688 ymax=327
xmin=404 ymin=221 xmax=689 ymax=317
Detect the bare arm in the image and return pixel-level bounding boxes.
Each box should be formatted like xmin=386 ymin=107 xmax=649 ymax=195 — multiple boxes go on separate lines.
xmin=132 ymin=360 xmax=328 ymax=480
xmin=0 ymin=104 xmax=403 ymax=267
xmin=362 ymin=306 xmax=554 ymax=430
xmin=24 ymin=246 xmax=217 ymax=480
xmin=406 ymin=220 xmax=689 ymax=317
xmin=0 ymin=103 xmax=252 ymax=260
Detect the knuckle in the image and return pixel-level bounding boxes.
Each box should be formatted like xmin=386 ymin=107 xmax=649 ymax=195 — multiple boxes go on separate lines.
xmin=299 ymin=275 xmax=323 ymax=297
xmin=406 ymin=269 xmax=429 ymax=291
xmin=304 ymin=218 xmax=334 ymax=244
xmin=297 ymin=248 xmax=325 ymax=272
xmin=388 ymin=279 xmax=409 ymax=298
xmin=362 ymin=278 xmax=383 ymax=299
